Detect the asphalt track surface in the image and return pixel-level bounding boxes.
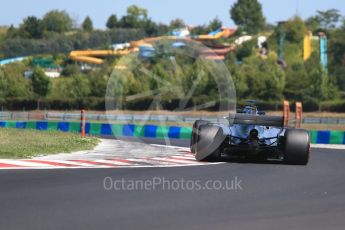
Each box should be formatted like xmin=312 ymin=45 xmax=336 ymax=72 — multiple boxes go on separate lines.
xmin=1 ymin=138 xmax=345 ymax=230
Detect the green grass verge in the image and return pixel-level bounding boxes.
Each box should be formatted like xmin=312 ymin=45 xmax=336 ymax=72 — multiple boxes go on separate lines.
xmin=0 ymin=128 xmax=99 ymax=159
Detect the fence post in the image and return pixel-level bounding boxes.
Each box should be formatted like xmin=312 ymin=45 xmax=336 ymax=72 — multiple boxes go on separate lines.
xmin=283 ymin=100 xmax=290 ymax=127
xmin=81 ymin=109 xmax=86 ymax=138
xmin=295 ymin=102 xmax=303 ymax=128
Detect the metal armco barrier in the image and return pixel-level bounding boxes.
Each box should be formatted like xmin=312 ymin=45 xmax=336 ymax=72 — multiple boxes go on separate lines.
xmin=0 ymin=111 xmax=344 ymax=125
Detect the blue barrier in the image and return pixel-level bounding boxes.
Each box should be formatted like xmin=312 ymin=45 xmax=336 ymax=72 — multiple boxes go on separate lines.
xmin=0 ymin=120 xmax=344 ymax=144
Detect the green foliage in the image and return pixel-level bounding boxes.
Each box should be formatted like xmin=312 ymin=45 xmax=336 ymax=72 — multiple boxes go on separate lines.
xmin=0 ymin=28 xmax=146 ymax=58
xmin=82 ymin=16 xmax=93 ymax=32
xmin=208 ymin=17 xmax=222 ymax=31
xmin=143 ymin=19 xmax=159 ymax=36
xmin=329 ymin=27 xmax=345 ymax=66
xmin=20 ymin=16 xmax=44 ymax=39
xmin=233 ymin=56 xmax=285 ymax=100
xmin=88 ymin=70 xmax=109 ymax=97
xmin=328 ymin=25 xmax=345 ymax=90
xmin=61 ymin=64 xmax=81 ymax=77
xmin=66 ymin=74 xmax=91 ymax=100
xmin=236 ymin=39 xmax=256 ymax=61
xmin=0 ymin=69 xmax=7 ymax=98
xmin=230 ymin=0 xmax=266 ymax=34
xmin=106 ymin=14 xmax=118 ymax=29
xmin=0 ymin=128 xmax=98 ymax=158
xmin=0 ymin=63 xmax=30 ymax=97
xmin=127 ymin=5 xmax=148 ymax=19
xmin=119 ymin=5 xmax=148 ymax=28
xmin=0 ymin=6 xmax=344 ymax=112
xmin=305 ymin=16 xmax=321 ymax=32
xmin=321 ymin=77 xmax=339 ymax=100
xmin=169 ymin=18 xmax=185 ymax=29
xmin=283 ymin=52 xmax=339 ymax=102
xmin=190 ymin=25 xmax=209 ymax=35
xmin=316 ymin=9 xmax=342 ymax=29
xmin=283 ymin=16 xmax=307 ymax=44
xmin=332 ymin=66 xmax=345 ymax=91
xmin=4 ymin=25 xmax=18 ymax=39
xmin=319 ymin=100 xmax=345 ymax=112
xmin=42 ymin=10 xmax=73 ymax=33
xmin=31 ymin=67 xmax=51 ymax=98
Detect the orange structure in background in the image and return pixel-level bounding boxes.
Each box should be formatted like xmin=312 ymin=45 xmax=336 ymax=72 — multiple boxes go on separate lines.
xmin=81 ymin=109 xmax=86 ymax=138
xmin=283 ymin=100 xmax=290 ymax=127
xmin=295 ymin=102 xmax=303 ymax=128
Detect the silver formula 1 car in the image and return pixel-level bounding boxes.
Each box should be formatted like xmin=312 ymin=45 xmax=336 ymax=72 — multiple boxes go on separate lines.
xmin=190 ymin=102 xmax=310 ymax=165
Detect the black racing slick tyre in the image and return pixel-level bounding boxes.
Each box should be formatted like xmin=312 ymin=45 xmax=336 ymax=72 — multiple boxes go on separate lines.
xmin=283 ymin=129 xmax=310 ymax=165
xmin=204 ymin=149 xmax=222 ymax=162
xmin=194 ymin=124 xmax=225 ymax=162
xmin=190 ymin=120 xmax=209 ymax=153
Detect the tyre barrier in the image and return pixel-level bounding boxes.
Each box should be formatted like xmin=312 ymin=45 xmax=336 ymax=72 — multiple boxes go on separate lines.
xmin=0 ymin=121 xmax=344 ymax=144
xmin=0 ymin=121 xmax=192 ymax=140
xmin=310 ymin=130 xmax=345 ymax=145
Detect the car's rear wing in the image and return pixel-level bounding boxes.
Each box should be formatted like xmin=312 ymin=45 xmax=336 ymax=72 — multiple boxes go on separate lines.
xmin=227 ymin=114 xmax=284 ymax=127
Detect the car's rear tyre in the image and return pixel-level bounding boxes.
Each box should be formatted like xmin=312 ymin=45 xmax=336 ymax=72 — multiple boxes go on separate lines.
xmin=204 ymin=149 xmax=222 ymax=162
xmin=194 ymin=124 xmax=225 ymax=162
xmin=283 ymin=129 xmax=310 ymax=165
xmin=190 ymin=120 xmax=209 ymax=153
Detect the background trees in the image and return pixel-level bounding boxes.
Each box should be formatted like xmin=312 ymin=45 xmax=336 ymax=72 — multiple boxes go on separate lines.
xmin=283 ymin=16 xmax=307 ymax=45
xmin=230 ymin=0 xmax=266 ymax=34
xmin=42 ymin=10 xmax=73 ymax=33
xmin=316 ymin=9 xmax=342 ymax=30
xmin=229 ymin=55 xmax=285 ymax=100
xmin=82 ymin=16 xmax=93 ymax=32
xmin=0 ymin=4 xmax=344 ymax=111
xmin=106 ymin=14 xmax=118 ymax=29
xmin=169 ymin=18 xmax=185 ymax=29
xmin=118 ymin=5 xmax=148 ymax=28
xmin=208 ymin=17 xmax=222 ymax=31
xmin=31 ymin=67 xmax=51 ymax=109
xmin=20 ymin=16 xmax=44 ymax=39
xmin=0 ymin=63 xmax=30 ymax=97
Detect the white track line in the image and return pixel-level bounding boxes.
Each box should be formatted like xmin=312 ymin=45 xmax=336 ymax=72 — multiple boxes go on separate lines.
xmin=169 ymin=155 xmax=196 ymax=160
xmin=152 ymin=157 xmax=205 ymax=165
xmin=311 ymin=144 xmax=345 ymax=150
xmin=93 ymin=159 xmax=133 ymax=166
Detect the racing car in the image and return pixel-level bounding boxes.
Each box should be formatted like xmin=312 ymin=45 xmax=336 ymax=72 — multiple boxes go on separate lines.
xmin=190 ymin=102 xmax=310 ymax=165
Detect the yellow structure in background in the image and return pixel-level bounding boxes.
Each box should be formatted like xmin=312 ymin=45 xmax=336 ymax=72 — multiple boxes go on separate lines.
xmin=69 ymin=28 xmax=237 ymax=65
xmin=195 ymin=28 xmax=236 ymax=40
xmin=70 ymin=49 xmax=133 ymax=65
xmin=303 ymin=32 xmax=312 ymax=61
